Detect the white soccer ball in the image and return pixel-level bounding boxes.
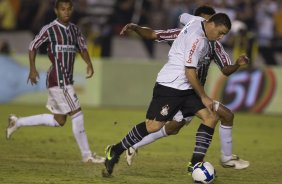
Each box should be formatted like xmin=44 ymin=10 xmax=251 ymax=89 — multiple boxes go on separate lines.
xmin=192 ymin=162 xmax=215 ymax=184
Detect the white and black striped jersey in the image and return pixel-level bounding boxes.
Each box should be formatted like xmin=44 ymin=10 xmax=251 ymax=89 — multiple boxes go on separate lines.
xmin=155 ymin=13 xmax=232 ymax=87
xmin=29 ymin=20 xmax=87 ymax=88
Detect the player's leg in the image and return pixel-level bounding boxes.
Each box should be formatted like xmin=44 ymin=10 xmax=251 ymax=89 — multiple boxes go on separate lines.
xmin=6 ymin=86 xmax=67 ymax=139
xmin=182 ymin=94 xmax=218 ymax=173
xmin=6 ymin=113 xmax=61 ymax=139
xmin=68 ymin=108 xmax=104 ymax=163
xmin=103 ymin=84 xmax=185 ymax=176
xmin=189 ymin=108 xmax=218 ymax=168
xmin=63 ymin=85 xmax=104 ymax=164
xmin=215 ymin=101 xmax=250 ymax=169
xmin=215 ymin=101 xmax=233 ymax=162
xmin=126 ymin=112 xmax=193 ymax=165
xmin=131 ymin=111 xmax=190 ymax=150
xmin=103 ymin=119 xmax=163 ymax=176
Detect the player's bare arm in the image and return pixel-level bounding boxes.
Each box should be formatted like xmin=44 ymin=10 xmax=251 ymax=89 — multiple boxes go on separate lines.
xmin=120 ymin=23 xmax=157 ymax=40
xmin=221 ymin=55 xmax=249 ymax=76
xmin=27 ymin=49 xmax=39 ymax=85
xmin=185 ymin=67 xmax=214 ymax=112
xmin=80 ymin=50 xmax=94 ymax=78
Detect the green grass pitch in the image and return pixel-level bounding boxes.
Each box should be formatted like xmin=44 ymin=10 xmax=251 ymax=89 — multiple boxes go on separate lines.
xmin=0 ymin=103 xmax=282 ymax=184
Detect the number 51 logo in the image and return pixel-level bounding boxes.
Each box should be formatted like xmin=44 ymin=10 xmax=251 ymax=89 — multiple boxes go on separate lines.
xmin=212 ymin=69 xmax=276 ymax=113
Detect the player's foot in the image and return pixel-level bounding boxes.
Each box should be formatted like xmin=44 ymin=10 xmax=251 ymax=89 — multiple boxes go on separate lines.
xmin=83 ymin=153 xmax=105 ymax=164
xmin=102 ymin=145 xmax=120 ymax=177
xmin=187 ymin=162 xmax=194 ymax=175
xmin=125 ymin=147 xmax=137 ymax=166
xmin=6 ymin=114 xmax=18 ymax=139
xmin=221 ymin=154 xmax=250 ymax=169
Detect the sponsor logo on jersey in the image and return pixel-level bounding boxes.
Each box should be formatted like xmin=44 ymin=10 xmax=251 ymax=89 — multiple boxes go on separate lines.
xmin=56 ymin=45 xmax=76 ymax=53
xmin=159 ymin=34 xmax=179 ymax=40
xmin=187 ymin=39 xmax=199 ymax=63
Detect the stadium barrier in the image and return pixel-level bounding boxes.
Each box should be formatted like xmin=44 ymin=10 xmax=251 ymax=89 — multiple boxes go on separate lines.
xmin=1 ymin=55 xmax=281 ymax=114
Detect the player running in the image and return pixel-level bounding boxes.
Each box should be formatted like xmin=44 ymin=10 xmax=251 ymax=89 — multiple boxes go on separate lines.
xmin=120 ymin=5 xmax=250 ymax=172
xmin=103 ymin=12 xmax=232 ymax=176
xmin=6 ymin=0 xmax=105 ymax=164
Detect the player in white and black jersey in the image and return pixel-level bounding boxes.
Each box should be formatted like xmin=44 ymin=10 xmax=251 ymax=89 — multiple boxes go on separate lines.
xmin=6 ymin=0 xmax=105 ymax=164
xmin=120 ymin=5 xmax=250 ymax=171
xmin=102 ymin=12 xmax=232 ymax=177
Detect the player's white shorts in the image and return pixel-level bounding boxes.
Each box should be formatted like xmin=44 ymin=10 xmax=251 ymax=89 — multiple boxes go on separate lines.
xmin=46 ymin=85 xmax=81 ymax=114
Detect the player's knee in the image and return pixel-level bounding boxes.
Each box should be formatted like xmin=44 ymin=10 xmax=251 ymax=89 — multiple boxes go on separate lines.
xmin=145 ymin=119 xmax=164 ymax=133
xmin=221 ymin=112 xmax=234 ymax=126
xmin=54 ymin=115 xmax=67 ymax=126
xmin=204 ymin=114 xmax=219 ymax=128
xmin=165 ymin=122 xmax=183 ymax=135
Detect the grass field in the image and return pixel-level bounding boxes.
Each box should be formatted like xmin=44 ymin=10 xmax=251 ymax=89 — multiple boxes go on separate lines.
xmin=1 ymin=103 xmax=282 ymax=184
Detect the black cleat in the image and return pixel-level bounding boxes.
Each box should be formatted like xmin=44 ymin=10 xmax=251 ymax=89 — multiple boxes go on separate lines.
xmin=102 ymin=145 xmax=120 ymax=177
xmin=187 ymin=162 xmax=194 ymax=175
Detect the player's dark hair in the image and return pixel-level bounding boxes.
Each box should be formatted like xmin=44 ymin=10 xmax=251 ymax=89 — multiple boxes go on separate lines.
xmin=208 ymin=13 xmax=231 ymax=30
xmin=194 ymin=5 xmax=216 ymax=16
xmin=55 ymin=0 xmax=73 ymax=9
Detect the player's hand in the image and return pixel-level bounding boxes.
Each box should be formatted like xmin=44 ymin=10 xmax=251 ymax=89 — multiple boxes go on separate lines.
xmin=236 ymin=55 xmax=249 ymax=66
xmin=120 ymin=23 xmax=138 ymax=36
xmin=86 ymin=63 xmax=94 ymax=79
xmin=202 ymin=96 xmax=216 ymax=113
xmin=27 ymin=69 xmax=39 ymax=85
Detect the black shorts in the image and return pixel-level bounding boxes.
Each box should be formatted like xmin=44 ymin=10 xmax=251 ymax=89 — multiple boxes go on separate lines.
xmin=146 ymin=83 xmax=205 ymax=121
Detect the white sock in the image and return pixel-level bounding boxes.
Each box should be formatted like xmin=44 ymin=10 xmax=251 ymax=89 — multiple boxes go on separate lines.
xmin=16 ymin=114 xmax=60 ymax=127
xmin=132 ymin=126 xmax=167 ymax=150
xmin=71 ymin=111 xmax=92 ymax=159
xmin=219 ymin=123 xmax=233 ymax=162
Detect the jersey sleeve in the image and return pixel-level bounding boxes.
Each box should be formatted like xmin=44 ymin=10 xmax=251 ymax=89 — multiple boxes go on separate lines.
xmin=155 ymin=29 xmax=181 ymax=42
xmin=185 ymin=38 xmax=205 ymax=68
xmin=212 ymin=41 xmax=233 ymax=70
xmin=76 ymin=27 xmax=88 ymax=52
xmin=179 ymin=13 xmax=194 ymax=26
xmin=28 ymin=25 xmax=49 ymax=51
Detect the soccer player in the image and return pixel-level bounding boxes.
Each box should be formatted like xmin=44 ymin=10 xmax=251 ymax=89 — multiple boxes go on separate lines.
xmin=121 ymin=6 xmax=250 ymax=171
xmin=102 ymin=12 xmax=232 ymax=176
xmin=6 ymin=0 xmax=105 ymax=164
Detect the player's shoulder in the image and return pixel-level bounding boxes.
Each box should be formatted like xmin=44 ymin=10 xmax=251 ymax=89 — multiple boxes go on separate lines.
xmin=69 ymin=22 xmax=79 ymax=29
xmin=179 ymin=13 xmax=204 ymax=26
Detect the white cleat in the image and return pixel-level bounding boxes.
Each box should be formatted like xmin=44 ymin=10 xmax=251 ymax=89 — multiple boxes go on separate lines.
xmin=221 ymin=154 xmax=250 ymax=169
xmin=125 ymin=147 xmax=137 ymax=166
xmin=83 ymin=153 xmax=105 ymax=164
xmin=6 ymin=114 xmax=19 ymax=139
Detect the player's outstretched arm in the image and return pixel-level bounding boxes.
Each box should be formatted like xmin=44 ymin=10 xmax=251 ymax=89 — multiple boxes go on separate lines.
xmin=27 ymin=49 xmax=39 ymax=85
xmin=80 ymin=50 xmax=94 ymax=79
xmin=221 ymin=55 xmax=249 ymax=76
xmin=120 ymin=23 xmax=157 ymax=40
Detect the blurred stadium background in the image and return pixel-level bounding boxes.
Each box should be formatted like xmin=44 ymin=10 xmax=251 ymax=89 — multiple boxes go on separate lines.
xmin=1 ymin=0 xmax=282 ymax=113
xmin=0 ymin=0 xmax=282 ymax=184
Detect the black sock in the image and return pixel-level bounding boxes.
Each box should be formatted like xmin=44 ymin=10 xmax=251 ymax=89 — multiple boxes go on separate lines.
xmin=112 ymin=121 xmax=149 ymax=155
xmin=190 ymin=123 xmax=214 ymax=165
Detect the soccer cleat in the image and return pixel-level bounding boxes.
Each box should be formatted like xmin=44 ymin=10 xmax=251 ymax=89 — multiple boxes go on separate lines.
xmin=187 ymin=162 xmax=194 ymax=175
xmin=125 ymin=147 xmax=137 ymax=166
xmin=6 ymin=114 xmax=19 ymax=139
xmin=221 ymin=154 xmax=250 ymax=169
xmin=102 ymin=145 xmax=120 ymax=177
xmin=83 ymin=153 xmax=105 ymax=164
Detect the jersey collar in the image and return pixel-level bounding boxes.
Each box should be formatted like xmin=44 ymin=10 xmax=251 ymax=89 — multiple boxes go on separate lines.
xmin=54 ymin=19 xmax=69 ymax=29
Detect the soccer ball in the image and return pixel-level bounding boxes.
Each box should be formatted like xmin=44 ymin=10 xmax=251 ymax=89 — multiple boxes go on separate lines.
xmin=192 ymin=162 xmax=215 ymax=184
